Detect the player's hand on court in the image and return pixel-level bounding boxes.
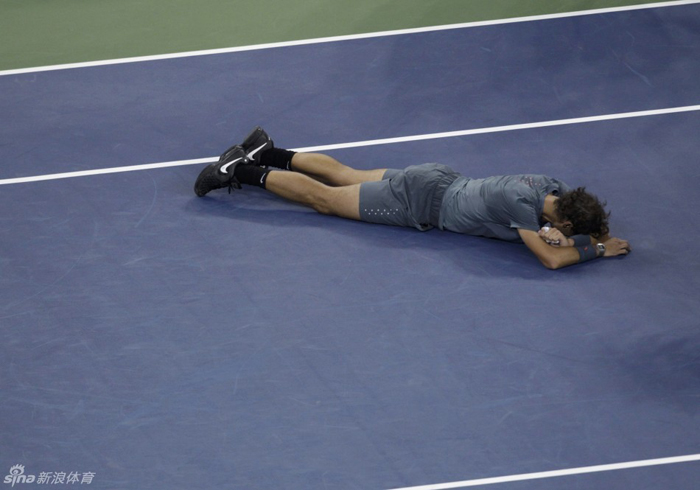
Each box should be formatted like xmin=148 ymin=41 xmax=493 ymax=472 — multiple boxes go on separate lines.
xmin=538 ymin=226 xmax=572 ymax=247
xmin=603 ymin=237 xmax=632 ymax=257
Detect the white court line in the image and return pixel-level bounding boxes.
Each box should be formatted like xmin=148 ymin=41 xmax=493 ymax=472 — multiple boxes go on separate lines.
xmin=387 ymin=454 xmax=700 ymax=490
xmin=1 ymin=104 xmax=699 ymax=186
xmin=1 ymin=0 xmax=699 ymax=76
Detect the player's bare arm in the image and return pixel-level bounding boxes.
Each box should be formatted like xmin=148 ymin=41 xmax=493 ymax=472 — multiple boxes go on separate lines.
xmin=521 ymin=228 xmax=631 ymax=270
xmin=538 ymin=226 xmax=615 ymax=248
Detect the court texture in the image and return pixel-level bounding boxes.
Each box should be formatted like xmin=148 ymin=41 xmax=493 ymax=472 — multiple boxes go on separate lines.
xmin=1 ymin=0 xmax=699 ymax=488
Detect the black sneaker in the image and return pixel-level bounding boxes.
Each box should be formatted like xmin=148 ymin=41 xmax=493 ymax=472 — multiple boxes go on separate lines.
xmin=218 ymin=127 xmax=274 ymax=166
xmin=241 ymin=126 xmax=274 ymax=164
xmin=194 ymin=146 xmax=249 ymax=197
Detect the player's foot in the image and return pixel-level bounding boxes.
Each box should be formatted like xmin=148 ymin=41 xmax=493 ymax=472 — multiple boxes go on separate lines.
xmin=194 ymin=146 xmax=249 ymax=197
xmin=219 ymin=127 xmax=274 ymax=166
xmin=242 ymin=126 xmax=274 ymax=164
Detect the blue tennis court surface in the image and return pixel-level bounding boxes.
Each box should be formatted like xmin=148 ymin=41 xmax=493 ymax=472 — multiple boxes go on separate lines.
xmin=1 ymin=4 xmax=699 ymax=490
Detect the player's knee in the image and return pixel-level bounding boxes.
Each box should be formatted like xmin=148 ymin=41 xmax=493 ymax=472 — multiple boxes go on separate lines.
xmin=310 ymin=196 xmax=334 ymax=215
xmin=310 ymin=189 xmax=339 ymax=215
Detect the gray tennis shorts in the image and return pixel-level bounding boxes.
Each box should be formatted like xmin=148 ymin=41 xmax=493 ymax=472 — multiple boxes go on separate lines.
xmin=359 ymin=163 xmax=459 ymax=231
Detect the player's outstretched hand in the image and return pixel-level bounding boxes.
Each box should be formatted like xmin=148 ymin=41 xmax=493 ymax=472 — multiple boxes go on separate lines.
xmin=603 ymin=237 xmax=632 ymax=257
xmin=538 ymin=226 xmax=572 ymax=247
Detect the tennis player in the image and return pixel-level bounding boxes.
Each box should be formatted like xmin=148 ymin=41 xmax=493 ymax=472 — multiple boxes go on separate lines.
xmin=194 ymin=127 xmax=631 ymax=269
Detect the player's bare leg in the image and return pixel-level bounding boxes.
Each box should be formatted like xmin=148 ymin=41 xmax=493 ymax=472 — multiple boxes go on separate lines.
xmin=194 ymin=127 xmax=376 ymax=219
xmin=290 ymin=153 xmax=387 ymax=187
xmin=265 ymin=171 xmax=361 ymax=220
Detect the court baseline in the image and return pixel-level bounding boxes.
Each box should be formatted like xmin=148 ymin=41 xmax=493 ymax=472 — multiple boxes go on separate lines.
xmin=1 ymin=103 xmax=698 ymax=186
xmin=388 ymin=454 xmax=700 ymax=489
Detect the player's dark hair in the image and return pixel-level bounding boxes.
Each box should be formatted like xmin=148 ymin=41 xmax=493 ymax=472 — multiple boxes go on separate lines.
xmin=555 ymin=187 xmax=610 ymax=237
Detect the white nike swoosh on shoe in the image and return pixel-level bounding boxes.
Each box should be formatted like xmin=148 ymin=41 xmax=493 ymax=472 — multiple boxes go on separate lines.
xmin=220 ymin=157 xmax=243 ymax=174
xmin=247 ymin=143 xmax=267 ymax=160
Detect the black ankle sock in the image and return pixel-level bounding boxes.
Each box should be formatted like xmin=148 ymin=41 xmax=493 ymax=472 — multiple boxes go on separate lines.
xmin=233 ymin=164 xmax=271 ymax=189
xmin=259 ymin=148 xmax=296 ymax=170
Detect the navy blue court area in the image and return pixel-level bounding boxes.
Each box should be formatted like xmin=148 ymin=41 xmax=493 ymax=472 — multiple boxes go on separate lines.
xmin=2 ymin=5 xmax=700 ymax=490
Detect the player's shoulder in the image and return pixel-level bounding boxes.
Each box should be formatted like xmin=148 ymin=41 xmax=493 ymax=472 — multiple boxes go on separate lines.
xmin=508 ymin=174 xmax=571 ymax=194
